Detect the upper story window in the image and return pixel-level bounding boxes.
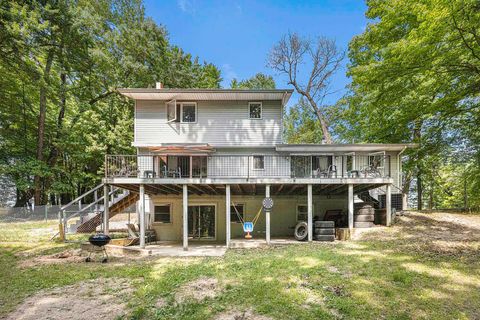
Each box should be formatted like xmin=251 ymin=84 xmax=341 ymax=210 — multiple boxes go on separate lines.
xmin=249 ymin=102 xmax=262 ymax=119
xmin=166 ymin=100 xmax=197 ymax=123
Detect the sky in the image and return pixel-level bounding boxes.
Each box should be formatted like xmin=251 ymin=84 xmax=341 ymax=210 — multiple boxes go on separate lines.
xmin=143 ymin=0 xmax=368 ymax=107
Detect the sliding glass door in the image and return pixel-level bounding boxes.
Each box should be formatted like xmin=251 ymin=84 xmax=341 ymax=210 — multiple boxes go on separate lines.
xmin=188 ymin=205 xmax=216 ymax=240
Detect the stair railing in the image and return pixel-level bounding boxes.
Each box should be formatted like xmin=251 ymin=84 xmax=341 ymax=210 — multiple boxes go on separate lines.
xmin=59 ymin=183 xmax=127 ymax=239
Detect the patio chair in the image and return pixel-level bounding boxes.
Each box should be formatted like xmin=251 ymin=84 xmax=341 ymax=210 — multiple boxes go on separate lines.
xmin=126 ymin=223 xmax=156 ymax=244
xmin=162 ymin=165 xmax=182 ymax=178
xmin=314 ymin=165 xmax=338 ymax=178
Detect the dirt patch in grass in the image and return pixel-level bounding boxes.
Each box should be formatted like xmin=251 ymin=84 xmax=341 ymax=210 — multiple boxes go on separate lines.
xmin=18 ymin=248 xmax=86 ymax=268
xmin=356 ymin=211 xmax=480 ymax=261
xmin=213 ymin=309 xmax=273 ymax=320
xmin=174 ymin=277 xmax=222 ymax=303
xmin=5 ymin=278 xmax=134 ymax=320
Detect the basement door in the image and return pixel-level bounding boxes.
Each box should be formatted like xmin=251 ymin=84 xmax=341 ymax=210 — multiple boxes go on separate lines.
xmin=188 ymin=205 xmax=216 ymax=240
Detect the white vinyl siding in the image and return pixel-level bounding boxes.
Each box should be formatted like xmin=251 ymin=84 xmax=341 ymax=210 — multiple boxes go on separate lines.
xmin=135 ymin=100 xmax=283 ymax=146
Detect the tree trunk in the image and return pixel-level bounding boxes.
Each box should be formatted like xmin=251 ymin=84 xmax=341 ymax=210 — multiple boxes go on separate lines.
xmin=417 ymin=167 xmax=423 ymax=210
xmin=48 ymin=72 xmax=66 ymax=168
xmin=294 ymin=85 xmax=333 ymax=144
xmin=313 ymin=108 xmax=333 ymax=144
xmin=413 ymin=120 xmax=423 ymax=211
xmin=15 ymin=189 xmax=32 ymax=207
xmin=429 ymin=180 xmax=434 ymax=210
xmin=34 ymin=49 xmax=55 ymax=205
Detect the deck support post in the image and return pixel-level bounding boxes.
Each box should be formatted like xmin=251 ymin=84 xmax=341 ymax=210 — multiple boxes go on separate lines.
xmin=386 ymin=184 xmax=392 ymax=226
xmin=307 ymin=184 xmax=313 ymax=242
xmin=226 ymin=184 xmax=231 ymax=248
xmin=183 ymin=184 xmax=188 ymax=251
xmin=265 ymin=184 xmax=270 ymax=245
xmin=139 ymin=184 xmax=146 ymax=248
xmin=348 ymin=184 xmax=354 ymax=231
xmin=103 ymin=183 xmax=109 ymax=235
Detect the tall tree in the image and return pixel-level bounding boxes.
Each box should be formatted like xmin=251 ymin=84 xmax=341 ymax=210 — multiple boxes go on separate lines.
xmin=230 ymin=73 xmax=275 ymax=89
xmin=0 ymin=0 xmax=222 ymax=206
xmin=284 ymin=98 xmax=323 ymax=144
xmin=343 ymin=0 xmax=480 ymax=210
xmin=268 ymin=32 xmax=345 ymax=144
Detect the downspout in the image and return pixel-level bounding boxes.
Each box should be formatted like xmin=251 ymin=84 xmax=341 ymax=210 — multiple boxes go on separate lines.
xmin=281 ymin=91 xmax=288 ymax=145
xmin=398 ymin=146 xmax=408 ymax=210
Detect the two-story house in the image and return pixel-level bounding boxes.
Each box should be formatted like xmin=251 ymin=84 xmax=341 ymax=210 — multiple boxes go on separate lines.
xmin=62 ymin=86 xmax=414 ymax=250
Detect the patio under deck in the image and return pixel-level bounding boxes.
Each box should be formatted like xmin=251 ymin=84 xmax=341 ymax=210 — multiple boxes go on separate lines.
xmin=106 ymin=241 xmax=227 ymax=257
xmin=106 ymin=238 xmax=315 ymax=257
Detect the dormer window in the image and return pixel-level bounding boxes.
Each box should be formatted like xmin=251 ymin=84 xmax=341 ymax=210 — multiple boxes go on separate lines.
xmin=249 ymin=102 xmax=262 ymax=119
xmin=166 ymin=100 xmax=197 ymax=123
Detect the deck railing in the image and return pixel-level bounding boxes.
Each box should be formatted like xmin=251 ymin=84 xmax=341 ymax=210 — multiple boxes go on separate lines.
xmin=105 ymin=154 xmax=391 ymax=180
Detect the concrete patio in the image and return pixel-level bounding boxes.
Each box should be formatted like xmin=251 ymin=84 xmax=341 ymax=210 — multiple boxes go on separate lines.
xmin=106 ymin=241 xmax=227 ymax=257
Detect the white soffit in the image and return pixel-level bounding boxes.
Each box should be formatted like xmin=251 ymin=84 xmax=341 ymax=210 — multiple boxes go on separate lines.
xmin=118 ymin=88 xmax=293 ymax=104
xmin=275 ymin=144 xmax=418 ymax=152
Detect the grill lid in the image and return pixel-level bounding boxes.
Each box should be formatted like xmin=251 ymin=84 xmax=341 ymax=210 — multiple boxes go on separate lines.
xmin=88 ymin=234 xmax=111 ymax=247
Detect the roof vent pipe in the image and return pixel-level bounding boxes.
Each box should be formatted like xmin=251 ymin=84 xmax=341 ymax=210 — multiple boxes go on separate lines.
xmin=155 ymin=82 xmax=163 ymax=89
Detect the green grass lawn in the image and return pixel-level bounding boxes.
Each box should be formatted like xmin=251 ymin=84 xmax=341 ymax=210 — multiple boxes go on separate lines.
xmin=1 ymin=212 xmax=480 ymax=319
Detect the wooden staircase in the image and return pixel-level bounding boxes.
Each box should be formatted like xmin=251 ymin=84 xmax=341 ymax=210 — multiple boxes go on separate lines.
xmin=358 ymin=191 xmax=380 ymax=209
xmin=76 ymin=192 xmax=139 ymax=233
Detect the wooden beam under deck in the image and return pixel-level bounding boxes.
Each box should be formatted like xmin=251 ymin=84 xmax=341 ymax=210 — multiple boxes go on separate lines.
xmin=111 ymin=182 xmax=387 ymax=197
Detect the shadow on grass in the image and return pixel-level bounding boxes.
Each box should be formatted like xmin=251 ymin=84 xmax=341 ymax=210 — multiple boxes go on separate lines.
xmin=1 ymin=212 xmax=480 ymax=319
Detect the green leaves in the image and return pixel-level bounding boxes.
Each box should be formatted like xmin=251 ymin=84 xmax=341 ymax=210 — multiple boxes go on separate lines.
xmin=230 ymin=73 xmax=275 ymax=89
xmin=0 ymin=0 xmax=221 ymax=205
xmin=345 ymin=0 xmax=480 ymax=209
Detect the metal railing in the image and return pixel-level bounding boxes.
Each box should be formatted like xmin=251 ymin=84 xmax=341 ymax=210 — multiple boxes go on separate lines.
xmin=106 ymin=154 xmax=392 ymax=180
xmin=58 ymin=183 xmax=130 ymax=237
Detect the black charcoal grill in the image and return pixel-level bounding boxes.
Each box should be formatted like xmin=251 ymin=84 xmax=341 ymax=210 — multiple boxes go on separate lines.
xmin=85 ymin=234 xmax=111 ymax=263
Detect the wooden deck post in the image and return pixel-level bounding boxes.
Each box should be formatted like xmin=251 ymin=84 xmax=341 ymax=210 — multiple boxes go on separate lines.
xmin=226 ymin=184 xmax=231 ymax=248
xmin=348 ymin=184 xmax=354 ymax=231
xmin=103 ymin=183 xmax=109 ymax=235
xmin=139 ymin=184 xmax=145 ymax=248
xmin=307 ymin=184 xmax=313 ymax=242
xmin=386 ymin=184 xmax=392 ymax=226
xmin=183 ymin=184 xmax=188 ymax=251
xmin=265 ymin=184 xmax=270 ymax=245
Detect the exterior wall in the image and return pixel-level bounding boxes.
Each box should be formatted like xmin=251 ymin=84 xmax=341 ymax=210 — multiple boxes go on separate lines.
xmin=149 ymin=193 xmax=347 ymax=242
xmin=135 ymin=100 xmax=283 ymax=147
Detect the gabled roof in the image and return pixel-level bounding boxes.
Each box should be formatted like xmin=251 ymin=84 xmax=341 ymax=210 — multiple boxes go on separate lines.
xmin=118 ymin=88 xmax=293 ymax=105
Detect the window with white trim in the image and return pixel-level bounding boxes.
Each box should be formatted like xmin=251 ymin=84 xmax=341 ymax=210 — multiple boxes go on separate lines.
xmin=166 ymin=101 xmax=196 ymax=123
xmin=181 ymin=103 xmax=196 ymax=122
xmin=249 ymin=102 xmax=262 ymax=119
xmin=297 ymin=205 xmax=308 ymax=222
xmin=253 ymin=156 xmax=264 ymax=170
xmin=154 ymin=204 xmax=171 ymax=223
xmin=230 ymin=203 xmax=245 ymax=223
